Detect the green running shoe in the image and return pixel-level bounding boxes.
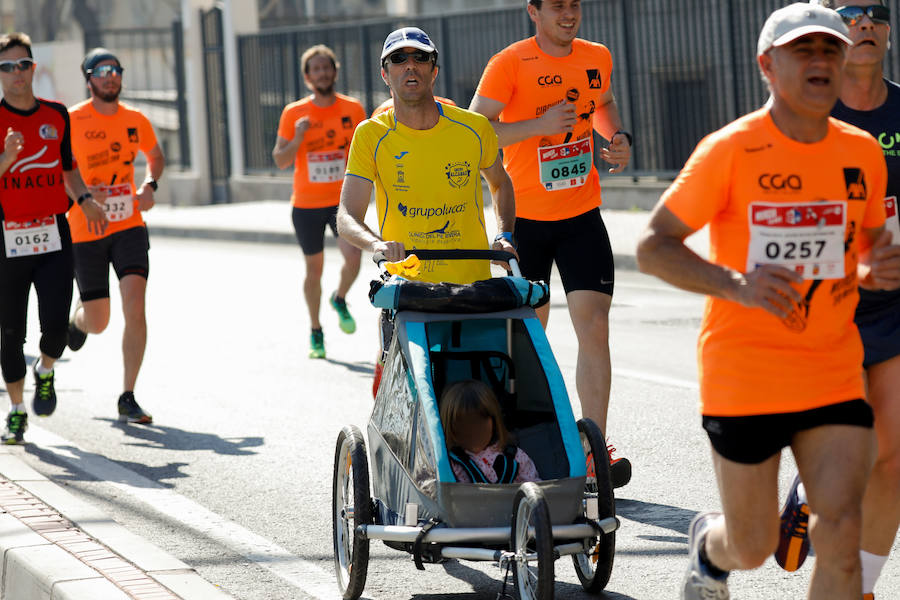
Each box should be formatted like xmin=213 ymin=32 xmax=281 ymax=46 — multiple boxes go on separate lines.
xmin=309 ymin=329 xmax=326 ymax=359
xmin=1 ymin=411 xmax=27 ymax=444
xmin=330 ymin=293 xmax=356 ymax=334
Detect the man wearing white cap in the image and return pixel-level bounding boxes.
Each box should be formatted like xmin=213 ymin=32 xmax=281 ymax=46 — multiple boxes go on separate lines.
xmin=337 ymin=27 xmax=517 ymax=391
xmin=636 ymin=4 xmax=900 ymax=598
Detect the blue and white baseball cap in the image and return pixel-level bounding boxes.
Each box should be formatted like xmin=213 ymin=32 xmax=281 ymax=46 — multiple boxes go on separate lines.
xmin=380 ymin=27 xmax=438 ymax=61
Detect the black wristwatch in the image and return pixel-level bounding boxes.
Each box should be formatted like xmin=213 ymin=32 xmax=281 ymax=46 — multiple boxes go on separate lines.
xmin=76 ymin=192 xmax=93 ymax=206
xmin=615 ymin=130 xmax=633 ymax=147
xmin=143 ymin=177 xmax=158 ymax=192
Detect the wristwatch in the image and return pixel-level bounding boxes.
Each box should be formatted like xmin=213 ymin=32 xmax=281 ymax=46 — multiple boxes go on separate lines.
xmin=143 ymin=177 xmax=158 ymax=192
xmin=493 ymin=231 xmax=516 ymax=249
xmin=76 ymin=192 xmax=93 ymax=206
xmin=615 ymin=130 xmax=633 ymax=146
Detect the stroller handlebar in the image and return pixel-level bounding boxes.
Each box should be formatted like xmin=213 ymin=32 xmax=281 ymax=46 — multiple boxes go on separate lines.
xmin=373 ymin=249 xmax=521 ymax=278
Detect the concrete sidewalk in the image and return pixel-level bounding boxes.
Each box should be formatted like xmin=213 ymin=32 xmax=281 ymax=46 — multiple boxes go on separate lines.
xmin=0 ymin=444 xmax=233 ymax=600
xmin=146 ymin=199 xmax=710 ymax=269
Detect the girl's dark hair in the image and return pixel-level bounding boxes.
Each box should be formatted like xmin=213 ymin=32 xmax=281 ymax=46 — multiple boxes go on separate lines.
xmin=440 ymin=379 xmax=509 ymax=448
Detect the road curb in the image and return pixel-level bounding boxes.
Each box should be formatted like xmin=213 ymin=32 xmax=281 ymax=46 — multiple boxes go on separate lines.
xmin=0 ymin=448 xmax=233 ymax=600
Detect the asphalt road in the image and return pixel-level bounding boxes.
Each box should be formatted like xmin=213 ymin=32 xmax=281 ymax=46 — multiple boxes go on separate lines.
xmin=3 ymin=236 xmax=898 ymax=600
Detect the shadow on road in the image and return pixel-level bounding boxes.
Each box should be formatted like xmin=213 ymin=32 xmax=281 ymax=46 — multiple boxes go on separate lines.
xmin=325 ymin=357 xmax=376 ymax=376
xmin=25 ymin=443 xmax=190 ymax=487
xmin=92 ymin=417 xmax=263 ymax=456
xmin=615 ymin=498 xmax=696 ymax=537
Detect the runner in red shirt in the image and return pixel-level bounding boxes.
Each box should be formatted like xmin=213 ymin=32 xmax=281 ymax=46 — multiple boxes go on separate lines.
xmin=272 ymin=45 xmax=365 ymax=359
xmin=0 ymin=33 xmax=106 ymax=444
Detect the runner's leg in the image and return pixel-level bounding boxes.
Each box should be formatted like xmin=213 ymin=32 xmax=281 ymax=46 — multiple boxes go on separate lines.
xmin=792 ymin=423 xmax=874 ymax=598
xmin=304 ymin=252 xmax=324 ymax=330
xmin=335 ymin=237 xmax=360 ymax=299
xmin=119 ymin=274 xmax=147 ymax=392
xmin=705 ymin=450 xmax=781 ymax=571
xmin=860 ymin=353 xmax=900 ymax=558
xmin=567 ymin=290 xmax=611 ymax=429
xmin=75 ymin=298 xmax=111 ymax=334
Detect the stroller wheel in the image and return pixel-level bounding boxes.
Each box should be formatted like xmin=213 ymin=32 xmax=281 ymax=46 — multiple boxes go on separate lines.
xmin=573 ymin=418 xmax=616 ymax=592
xmin=510 ymin=482 xmax=554 ymax=600
xmin=332 ymin=425 xmax=373 ymax=600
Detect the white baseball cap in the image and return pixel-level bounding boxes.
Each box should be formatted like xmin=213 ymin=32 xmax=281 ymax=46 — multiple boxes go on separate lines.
xmin=757 ymin=2 xmax=852 ymax=56
xmin=380 ymin=27 xmax=438 ymax=61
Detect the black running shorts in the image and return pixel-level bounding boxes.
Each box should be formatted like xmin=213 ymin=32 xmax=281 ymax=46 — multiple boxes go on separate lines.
xmin=702 ymin=399 xmax=874 ymax=464
xmin=73 ymin=226 xmax=150 ymax=302
xmin=856 ymin=303 xmax=900 ymax=368
xmin=514 ymin=208 xmax=614 ymax=296
xmin=292 ymin=205 xmax=338 ymax=256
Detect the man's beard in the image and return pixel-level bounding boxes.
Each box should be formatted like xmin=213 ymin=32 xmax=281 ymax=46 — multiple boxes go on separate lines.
xmin=89 ymin=80 xmax=120 ymax=103
xmin=314 ymin=83 xmax=334 ymax=96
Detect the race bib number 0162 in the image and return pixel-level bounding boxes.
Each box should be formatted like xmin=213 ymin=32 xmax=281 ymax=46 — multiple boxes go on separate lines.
xmin=307 ymin=151 xmax=345 ymax=184
xmin=3 ymin=216 xmax=62 ymax=258
xmin=747 ymin=201 xmax=847 ymax=279
xmin=885 ymin=196 xmax=900 ymax=242
xmin=101 ymin=183 xmax=134 ymax=222
xmin=537 ymin=139 xmax=591 ymax=191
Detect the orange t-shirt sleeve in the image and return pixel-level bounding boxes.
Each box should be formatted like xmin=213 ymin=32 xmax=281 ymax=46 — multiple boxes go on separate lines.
xmin=475 ymin=50 xmax=516 ymax=106
xmin=863 ymin=146 xmax=888 ymax=229
xmin=277 ymin=104 xmax=298 ymax=141
xmin=661 ymin=132 xmax=732 ymax=231
xmin=137 ymin=113 xmax=157 ymax=153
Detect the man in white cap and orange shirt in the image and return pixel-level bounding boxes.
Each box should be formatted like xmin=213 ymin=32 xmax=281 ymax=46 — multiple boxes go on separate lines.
xmin=637 ymin=3 xmax=900 ymax=598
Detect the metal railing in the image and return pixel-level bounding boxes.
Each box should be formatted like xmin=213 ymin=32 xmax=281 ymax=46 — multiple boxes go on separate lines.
xmin=238 ymin=0 xmax=900 ymax=177
xmin=84 ymin=22 xmax=190 ymax=169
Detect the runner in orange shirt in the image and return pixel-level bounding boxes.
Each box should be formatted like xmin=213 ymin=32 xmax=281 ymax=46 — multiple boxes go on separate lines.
xmin=636 ymin=4 xmax=900 ymax=598
xmin=470 ymin=0 xmax=633 ymax=488
xmin=66 ymin=48 xmax=165 ymax=424
xmin=273 ymin=45 xmax=365 ymax=359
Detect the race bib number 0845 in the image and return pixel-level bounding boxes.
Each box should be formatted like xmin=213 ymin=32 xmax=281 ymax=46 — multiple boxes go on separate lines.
xmin=537 ymin=139 xmax=591 ymax=191
xmin=746 ymin=201 xmax=846 ymax=279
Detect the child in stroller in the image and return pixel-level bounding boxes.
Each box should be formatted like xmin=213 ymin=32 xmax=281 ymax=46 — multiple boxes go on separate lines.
xmin=441 ymin=379 xmax=540 ymax=484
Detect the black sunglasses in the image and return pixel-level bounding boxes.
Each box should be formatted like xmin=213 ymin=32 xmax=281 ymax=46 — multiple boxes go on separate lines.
xmin=836 ymin=5 xmax=890 ymax=27
xmin=387 ymin=50 xmax=433 ymax=65
xmin=0 ymin=57 xmax=34 ymax=73
xmin=88 ymin=64 xmax=124 ymax=78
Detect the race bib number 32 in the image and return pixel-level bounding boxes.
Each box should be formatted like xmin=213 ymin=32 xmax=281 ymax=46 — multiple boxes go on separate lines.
xmin=307 ymin=151 xmax=345 ymax=184
xmin=4 ymin=216 xmax=62 ymax=258
xmin=537 ymin=139 xmax=591 ymax=191
xmin=747 ymin=201 xmax=847 ymax=279
xmin=102 ymin=183 xmax=134 ymax=222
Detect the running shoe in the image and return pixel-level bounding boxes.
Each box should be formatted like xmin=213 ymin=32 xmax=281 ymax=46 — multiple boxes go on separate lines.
xmin=309 ymin=329 xmax=326 ymax=359
xmin=32 ymin=361 xmax=57 ymax=417
xmin=774 ymin=474 xmax=810 ymax=572
xmin=67 ymin=300 xmax=87 ymax=351
xmin=607 ymin=440 xmax=632 ymax=489
xmin=1 ymin=412 xmax=27 ymax=445
xmin=117 ymin=392 xmax=153 ymax=424
xmin=585 ymin=442 xmax=632 ymax=489
xmin=330 ymin=293 xmax=356 ymax=334
xmin=682 ymin=511 xmax=730 ymax=600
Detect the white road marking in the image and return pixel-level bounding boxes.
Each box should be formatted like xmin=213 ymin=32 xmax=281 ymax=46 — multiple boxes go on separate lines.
xmin=28 ymin=425 xmax=345 ymax=600
xmin=613 ymin=368 xmax=699 ymax=390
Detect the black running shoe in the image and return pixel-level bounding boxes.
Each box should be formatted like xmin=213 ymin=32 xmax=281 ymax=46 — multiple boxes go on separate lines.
xmin=67 ymin=320 xmax=87 ymax=351
xmin=1 ymin=412 xmax=27 ymax=444
xmin=117 ymin=392 xmax=152 ymax=424
xmin=32 ymin=361 xmax=57 ymax=416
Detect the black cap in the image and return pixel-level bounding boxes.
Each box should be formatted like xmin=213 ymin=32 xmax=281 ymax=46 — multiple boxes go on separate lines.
xmin=81 ymin=47 xmax=121 ymax=80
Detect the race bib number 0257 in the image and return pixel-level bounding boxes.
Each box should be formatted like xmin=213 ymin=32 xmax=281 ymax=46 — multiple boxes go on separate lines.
xmin=3 ymin=216 xmax=62 ymax=258
xmin=746 ymin=201 xmax=846 ymax=279
xmin=537 ymin=139 xmax=591 ymax=191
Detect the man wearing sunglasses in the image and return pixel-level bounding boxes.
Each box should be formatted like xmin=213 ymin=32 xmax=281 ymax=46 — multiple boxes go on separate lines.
xmin=638 ymin=4 xmax=900 ymax=598
xmin=0 ymin=33 xmax=107 ymax=444
xmin=470 ymin=0 xmax=632 ymax=489
xmin=273 ymin=45 xmax=365 ymax=360
xmin=774 ymin=3 xmax=900 ymax=599
xmin=338 ymin=27 xmax=517 ymax=390
xmin=64 ymin=48 xmax=165 ymax=425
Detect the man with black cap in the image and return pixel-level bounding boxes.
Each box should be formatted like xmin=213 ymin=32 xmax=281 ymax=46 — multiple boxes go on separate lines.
xmin=0 ymin=32 xmax=107 ymax=444
xmin=636 ymin=4 xmax=900 ymax=598
xmin=337 ymin=27 xmax=517 ymax=390
xmin=66 ymin=47 xmax=165 ymax=424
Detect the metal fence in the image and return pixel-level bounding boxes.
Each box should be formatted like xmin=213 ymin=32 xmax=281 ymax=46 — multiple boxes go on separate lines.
xmin=84 ymin=22 xmax=190 ymax=169
xmin=239 ymin=0 xmax=900 ymax=177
